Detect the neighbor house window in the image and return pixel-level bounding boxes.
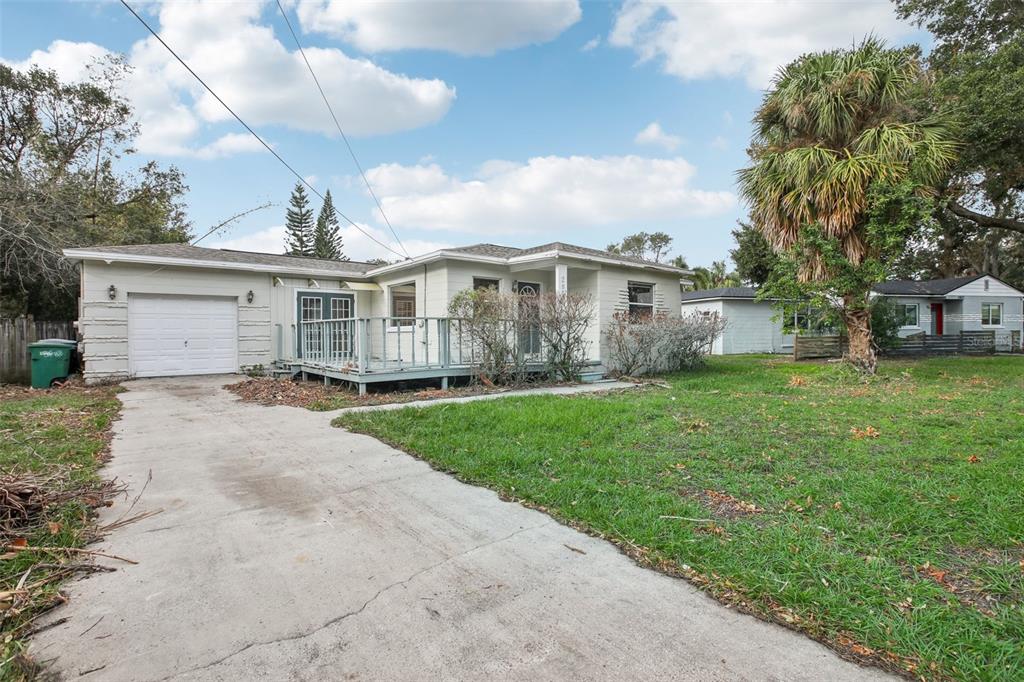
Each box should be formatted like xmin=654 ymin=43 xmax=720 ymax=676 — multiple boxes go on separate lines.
xmin=981 ymin=302 xmax=1002 ymax=326
xmin=628 ymin=282 xmax=654 ymax=320
xmin=473 ymin=277 xmax=500 ymax=292
xmin=390 ymin=284 xmax=416 ymax=327
xmin=897 ymin=303 xmax=919 ymax=327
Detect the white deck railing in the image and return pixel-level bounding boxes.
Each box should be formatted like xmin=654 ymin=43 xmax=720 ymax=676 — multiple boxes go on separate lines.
xmin=294 ymin=316 xmax=544 ymax=374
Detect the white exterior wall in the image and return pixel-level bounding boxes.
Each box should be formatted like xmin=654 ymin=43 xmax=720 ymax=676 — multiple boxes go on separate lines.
xmin=680 ymin=299 xmax=789 ymax=355
xmin=596 ymin=265 xmax=681 ymax=362
xmin=79 ymin=261 xmax=272 ymax=382
xmin=720 ymin=300 xmax=789 ymax=354
xmin=680 ymin=300 xmax=725 ymax=354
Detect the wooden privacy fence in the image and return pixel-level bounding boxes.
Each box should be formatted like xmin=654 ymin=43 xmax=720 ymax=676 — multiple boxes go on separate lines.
xmin=1 ymin=317 xmax=76 ymax=384
xmin=794 ymin=330 xmax=1009 ymax=361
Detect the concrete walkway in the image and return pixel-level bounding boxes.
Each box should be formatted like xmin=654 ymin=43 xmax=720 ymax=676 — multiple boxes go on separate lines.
xmin=33 ymin=375 xmax=890 ymax=681
xmin=330 ymin=380 xmax=639 ymax=414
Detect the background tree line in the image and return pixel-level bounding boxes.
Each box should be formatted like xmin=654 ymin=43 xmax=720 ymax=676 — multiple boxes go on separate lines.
xmin=0 ymin=57 xmax=191 ymax=318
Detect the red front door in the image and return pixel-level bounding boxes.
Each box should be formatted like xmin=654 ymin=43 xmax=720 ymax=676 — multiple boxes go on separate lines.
xmin=931 ymin=303 xmax=944 ymax=335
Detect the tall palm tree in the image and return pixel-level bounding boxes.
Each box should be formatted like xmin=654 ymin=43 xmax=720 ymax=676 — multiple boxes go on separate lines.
xmin=737 ymin=38 xmax=957 ymax=372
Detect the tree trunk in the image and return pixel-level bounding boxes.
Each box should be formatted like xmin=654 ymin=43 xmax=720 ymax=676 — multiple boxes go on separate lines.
xmin=842 ymin=306 xmax=876 ymax=374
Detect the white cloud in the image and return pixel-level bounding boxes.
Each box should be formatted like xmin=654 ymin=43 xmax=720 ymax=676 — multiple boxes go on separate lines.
xmin=208 ymin=223 xmax=449 ymax=261
xmin=722 ymin=110 xmax=734 ymax=126
xmin=581 ymin=36 xmax=601 ymax=52
xmin=609 ymin=0 xmax=916 ymax=88
xmin=709 ymin=136 xmax=728 ymax=150
xmin=295 ymin=0 xmax=581 ymax=55
xmin=7 ymin=1 xmax=455 ymax=158
xmin=634 ymin=121 xmax=682 ymax=151
xmin=192 ymin=134 xmax=267 ymax=160
xmin=363 ymin=155 xmax=735 ymax=234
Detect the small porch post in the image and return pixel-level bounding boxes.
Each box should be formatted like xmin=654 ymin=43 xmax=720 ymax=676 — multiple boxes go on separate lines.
xmin=555 ymin=262 xmax=568 ymax=296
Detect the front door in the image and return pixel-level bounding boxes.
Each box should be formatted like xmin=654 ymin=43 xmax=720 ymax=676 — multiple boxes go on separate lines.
xmin=296 ymin=292 xmax=353 ymax=359
xmin=514 ymin=281 xmax=541 ymax=356
xmin=930 ymin=303 xmax=944 ymax=335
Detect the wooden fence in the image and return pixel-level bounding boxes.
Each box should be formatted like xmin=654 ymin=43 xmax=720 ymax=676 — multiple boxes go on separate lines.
xmin=794 ymin=330 xmax=1009 ymax=361
xmin=1 ymin=317 xmax=76 ymax=384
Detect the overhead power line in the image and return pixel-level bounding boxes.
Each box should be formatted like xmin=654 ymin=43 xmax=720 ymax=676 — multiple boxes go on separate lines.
xmin=118 ymin=0 xmax=408 ymax=261
xmin=274 ymin=0 xmax=410 ymax=260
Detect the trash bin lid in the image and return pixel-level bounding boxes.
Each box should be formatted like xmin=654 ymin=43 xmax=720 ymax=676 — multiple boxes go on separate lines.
xmin=29 ymin=340 xmax=75 ymax=348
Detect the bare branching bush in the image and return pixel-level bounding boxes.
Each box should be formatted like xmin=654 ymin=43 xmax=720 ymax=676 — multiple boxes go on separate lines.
xmin=605 ymin=311 xmax=726 ymax=376
xmin=448 ymin=289 xmax=595 ymax=385
xmin=537 ymin=291 xmax=594 ymax=381
xmin=448 ymin=288 xmax=530 ymax=385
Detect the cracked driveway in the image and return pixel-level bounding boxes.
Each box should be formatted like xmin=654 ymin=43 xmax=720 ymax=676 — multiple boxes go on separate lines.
xmin=33 ymin=376 xmax=890 ymax=681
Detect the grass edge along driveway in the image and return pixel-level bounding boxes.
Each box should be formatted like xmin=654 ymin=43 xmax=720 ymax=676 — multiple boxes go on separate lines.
xmin=334 ymin=355 xmax=1024 ymax=682
xmin=0 ymin=385 xmax=122 ymax=681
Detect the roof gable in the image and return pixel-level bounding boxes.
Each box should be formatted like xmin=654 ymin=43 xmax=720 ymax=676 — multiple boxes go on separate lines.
xmin=874 ymin=274 xmax=1023 ymax=297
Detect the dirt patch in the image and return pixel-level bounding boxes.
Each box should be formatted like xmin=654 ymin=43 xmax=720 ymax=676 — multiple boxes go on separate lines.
xmin=227 ymin=377 xmax=571 ymax=411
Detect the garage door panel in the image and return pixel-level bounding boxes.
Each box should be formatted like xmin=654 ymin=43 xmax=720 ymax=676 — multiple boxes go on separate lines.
xmin=128 ymin=295 xmax=238 ymax=377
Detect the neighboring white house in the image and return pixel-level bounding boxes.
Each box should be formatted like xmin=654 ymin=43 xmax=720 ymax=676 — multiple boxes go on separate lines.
xmin=680 ymin=287 xmax=794 ymax=355
xmin=681 ymin=274 xmax=1024 ymax=356
xmin=62 ymin=242 xmax=688 ymax=389
xmin=873 ymin=274 xmax=1024 ymax=345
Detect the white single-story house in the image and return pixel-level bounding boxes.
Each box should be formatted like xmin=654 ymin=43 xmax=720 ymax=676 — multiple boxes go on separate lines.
xmin=680 ymin=287 xmax=795 ymax=355
xmin=680 ymin=274 xmax=1024 ymax=355
xmin=873 ymin=274 xmax=1024 ymax=345
xmin=62 ymin=242 xmax=688 ymax=389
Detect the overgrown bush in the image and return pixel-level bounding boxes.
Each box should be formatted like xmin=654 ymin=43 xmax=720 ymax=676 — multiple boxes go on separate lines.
xmin=448 ymin=288 xmax=595 ymax=384
xmin=605 ymin=311 xmax=726 ymax=376
xmin=448 ymin=288 xmax=530 ymax=385
xmin=537 ymin=292 xmax=594 ymax=381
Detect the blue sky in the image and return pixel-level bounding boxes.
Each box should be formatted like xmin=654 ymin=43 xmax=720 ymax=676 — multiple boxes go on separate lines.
xmin=1 ymin=1 xmax=927 ymax=266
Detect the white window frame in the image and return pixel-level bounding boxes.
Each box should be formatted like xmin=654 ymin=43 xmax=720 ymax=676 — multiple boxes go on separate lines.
xmin=898 ymin=303 xmax=919 ymax=328
xmin=389 ymin=283 xmax=416 ymax=329
xmin=627 ymin=281 xmax=654 ymax=320
xmin=981 ymin=302 xmax=1003 ymax=327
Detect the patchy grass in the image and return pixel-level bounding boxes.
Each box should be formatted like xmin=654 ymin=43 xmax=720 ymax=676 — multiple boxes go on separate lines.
xmin=0 ymin=384 xmax=122 ymax=681
xmin=335 ymin=356 xmax=1024 ymax=681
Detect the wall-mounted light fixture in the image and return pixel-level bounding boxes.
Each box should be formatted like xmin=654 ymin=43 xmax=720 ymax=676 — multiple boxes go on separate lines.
xmin=246 ymin=290 xmax=255 ymax=304
xmin=107 ymin=284 xmax=117 ymax=300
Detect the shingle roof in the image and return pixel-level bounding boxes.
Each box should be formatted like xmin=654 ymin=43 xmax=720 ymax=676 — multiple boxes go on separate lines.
xmin=873 ymin=275 xmax=982 ymax=296
xmin=70 ymin=243 xmax=376 ymax=275
xmin=445 ymin=244 xmax=524 ymax=258
xmin=447 ymin=241 xmax=684 ymax=271
xmin=680 ymin=286 xmax=759 ymax=302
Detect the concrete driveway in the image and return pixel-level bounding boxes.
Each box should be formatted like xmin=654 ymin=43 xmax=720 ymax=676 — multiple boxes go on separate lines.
xmin=33 ymin=376 xmax=890 ymax=681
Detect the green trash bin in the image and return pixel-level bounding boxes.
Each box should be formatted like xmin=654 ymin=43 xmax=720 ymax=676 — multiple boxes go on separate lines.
xmin=29 ymin=340 xmax=75 ymax=388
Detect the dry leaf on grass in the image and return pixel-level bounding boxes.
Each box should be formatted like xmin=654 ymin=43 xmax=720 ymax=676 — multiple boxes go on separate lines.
xmin=850 ymin=426 xmax=880 ymax=439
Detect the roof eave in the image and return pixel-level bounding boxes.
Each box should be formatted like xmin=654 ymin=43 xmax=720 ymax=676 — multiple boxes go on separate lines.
xmin=62 ymin=248 xmax=373 ymax=280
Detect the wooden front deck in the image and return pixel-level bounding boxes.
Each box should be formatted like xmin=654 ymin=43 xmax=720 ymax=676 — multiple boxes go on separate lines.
xmin=281 ymin=316 xmax=548 ymax=393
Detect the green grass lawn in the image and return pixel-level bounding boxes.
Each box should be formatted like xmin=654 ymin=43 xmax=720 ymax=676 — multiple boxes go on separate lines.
xmin=0 ymin=385 xmax=121 ymax=680
xmin=335 ymin=355 xmax=1024 ymax=681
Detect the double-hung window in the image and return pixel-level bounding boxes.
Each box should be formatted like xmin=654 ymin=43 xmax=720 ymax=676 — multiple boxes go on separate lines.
xmin=981 ymin=302 xmax=1002 ymax=327
xmin=627 ymin=282 xmax=654 ymax=320
xmin=390 ymin=284 xmax=416 ymax=328
xmin=897 ymin=303 xmax=919 ymax=328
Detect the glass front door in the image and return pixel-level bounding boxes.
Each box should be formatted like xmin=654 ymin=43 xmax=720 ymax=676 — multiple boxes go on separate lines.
xmin=296 ymin=292 xmax=354 ymax=358
xmin=515 ymin=281 xmax=541 ymax=356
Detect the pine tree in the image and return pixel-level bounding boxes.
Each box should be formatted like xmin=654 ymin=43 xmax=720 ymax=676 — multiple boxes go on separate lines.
xmin=312 ymin=190 xmax=347 ymax=260
xmin=284 ymin=183 xmax=314 ymax=256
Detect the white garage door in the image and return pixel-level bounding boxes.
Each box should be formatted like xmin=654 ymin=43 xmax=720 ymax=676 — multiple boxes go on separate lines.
xmin=128 ymin=295 xmax=238 ymax=377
